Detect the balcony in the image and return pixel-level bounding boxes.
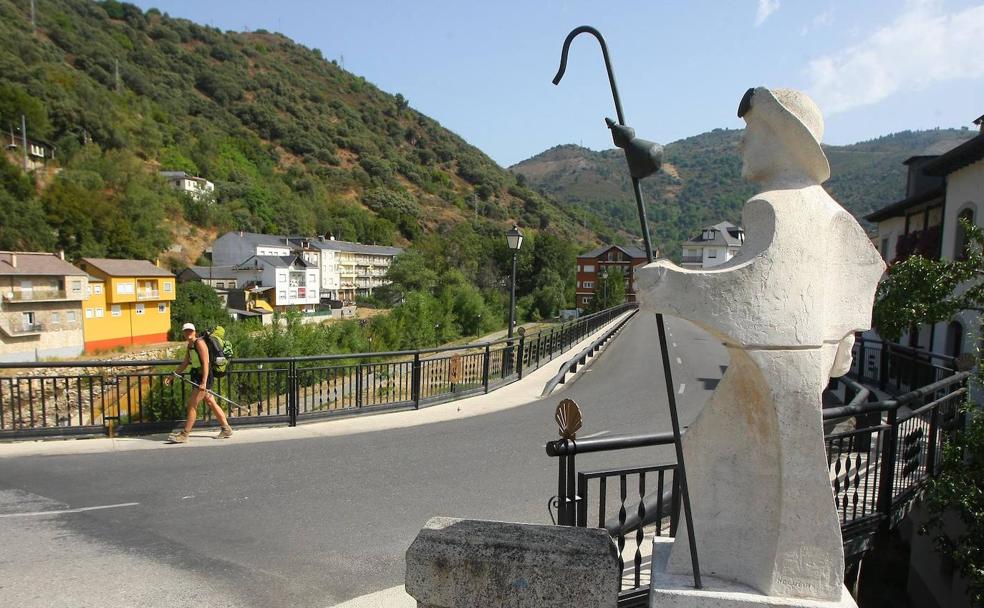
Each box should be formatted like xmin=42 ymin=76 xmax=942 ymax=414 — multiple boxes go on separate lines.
xmin=137 ymin=290 xmax=161 ymax=301
xmin=0 ymin=322 xmax=44 ymax=337
xmin=680 ymin=255 xmax=703 ymax=265
xmin=1 ymin=289 xmax=69 ymax=303
xmin=894 ymin=225 xmax=941 ymax=262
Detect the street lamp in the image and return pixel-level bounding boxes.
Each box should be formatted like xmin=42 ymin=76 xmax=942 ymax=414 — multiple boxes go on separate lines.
xmin=506 ymin=225 xmax=524 ymax=339
xmin=505 ymin=224 xmax=523 ymax=376
xmin=600 ymin=268 xmax=608 ymax=308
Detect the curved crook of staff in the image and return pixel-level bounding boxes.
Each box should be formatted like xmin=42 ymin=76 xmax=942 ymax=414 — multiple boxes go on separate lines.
xmin=552 ymin=25 xmax=626 ymax=126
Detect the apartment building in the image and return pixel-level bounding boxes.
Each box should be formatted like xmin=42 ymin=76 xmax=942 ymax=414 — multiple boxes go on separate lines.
xmin=866 ymin=121 xmax=983 ymax=357
xmin=77 ymin=258 xmax=175 ymax=352
xmin=309 ymin=237 xmax=401 ymax=302
xmin=575 ymin=245 xmax=648 ymax=309
xmin=0 ymin=251 xmax=87 ymax=362
xmin=680 ymin=221 xmax=745 ymax=268
xmin=233 ymin=255 xmax=319 ymax=312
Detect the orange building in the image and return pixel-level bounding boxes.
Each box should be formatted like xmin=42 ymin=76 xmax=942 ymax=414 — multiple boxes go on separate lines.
xmin=77 ymin=258 xmax=175 ymax=352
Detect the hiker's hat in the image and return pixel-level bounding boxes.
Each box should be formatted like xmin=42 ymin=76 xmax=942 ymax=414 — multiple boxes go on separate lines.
xmin=181 ymin=322 xmax=196 ymax=332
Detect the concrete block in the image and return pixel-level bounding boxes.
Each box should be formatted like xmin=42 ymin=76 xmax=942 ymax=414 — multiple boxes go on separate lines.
xmin=405 ymin=517 xmax=619 ymax=608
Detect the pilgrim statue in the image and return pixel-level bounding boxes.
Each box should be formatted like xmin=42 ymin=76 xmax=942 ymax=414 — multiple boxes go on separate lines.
xmin=636 ymin=87 xmax=885 ymax=601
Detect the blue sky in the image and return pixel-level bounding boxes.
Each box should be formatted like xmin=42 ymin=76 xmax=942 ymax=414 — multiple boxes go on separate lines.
xmin=131 ymin=0 xmax=984 ymax=167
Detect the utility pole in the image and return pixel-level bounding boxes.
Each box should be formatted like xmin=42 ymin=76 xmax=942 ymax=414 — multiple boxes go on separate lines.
xmin=30 ymin=0 xmax=36 ymax=30
xmin=115 ymin=59 xmax=121 ymax=92
xmin=21 ymin=115 xmax=28 ymax=171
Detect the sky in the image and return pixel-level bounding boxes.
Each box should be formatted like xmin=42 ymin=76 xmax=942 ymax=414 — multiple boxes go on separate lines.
xmin=130 ymin=0 xmax=984 ymax=167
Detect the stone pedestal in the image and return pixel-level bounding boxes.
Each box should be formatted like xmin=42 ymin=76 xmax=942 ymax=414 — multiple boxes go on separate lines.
xmin=405 ymin=517 xmax=620 ymax=608
xmin=649 ymin=538 xmax=857 ymax=608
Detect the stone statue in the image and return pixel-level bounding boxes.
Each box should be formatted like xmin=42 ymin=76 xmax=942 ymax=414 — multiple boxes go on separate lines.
xmin=637 ymin=87 xmax=885 ymax=603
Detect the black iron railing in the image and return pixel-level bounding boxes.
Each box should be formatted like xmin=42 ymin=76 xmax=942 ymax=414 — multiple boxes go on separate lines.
xmin=0 ymin=304 xmax=636 ymax=439
xmin=546 ymin=345 xmax=969 ymax=606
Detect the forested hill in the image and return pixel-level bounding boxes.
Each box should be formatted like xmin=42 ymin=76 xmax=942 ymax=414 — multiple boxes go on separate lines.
xmin=0 ymin=0 xmax=596 ymax=264
xmin=511 ymin=128 xmax=974 ymax=257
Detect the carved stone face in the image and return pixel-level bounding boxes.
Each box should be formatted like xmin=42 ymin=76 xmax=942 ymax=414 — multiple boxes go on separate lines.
xmin=739 ymin=112 xmax=777 ymax=183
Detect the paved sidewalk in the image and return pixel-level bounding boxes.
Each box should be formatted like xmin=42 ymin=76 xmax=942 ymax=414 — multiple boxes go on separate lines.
xmin=0 ymin=311 xmax=632 ymax=460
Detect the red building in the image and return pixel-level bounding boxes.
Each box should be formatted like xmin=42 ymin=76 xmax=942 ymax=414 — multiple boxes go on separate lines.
xmin=575 ymin=244 xmax=649 ymax=309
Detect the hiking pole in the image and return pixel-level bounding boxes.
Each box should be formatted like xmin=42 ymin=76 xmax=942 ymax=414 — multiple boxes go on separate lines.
xmin=171 ymin=372 xmax=249 ymax=413
xmin=552 ymin=25 xmax=702 ymax=589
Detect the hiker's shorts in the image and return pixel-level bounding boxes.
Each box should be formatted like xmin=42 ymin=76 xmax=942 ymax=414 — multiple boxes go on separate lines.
xmin=190 ymin=371 xmax=214 ymax=390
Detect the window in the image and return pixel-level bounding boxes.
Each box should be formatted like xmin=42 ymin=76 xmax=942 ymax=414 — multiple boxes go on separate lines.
xmin=86 ymin=285 xmax=92 ymax=297
xmin=86 ymin=308 xmax=94 ymax=319
xmin=66 ymin=311 xmax=76 ymax=323
xmin=95 ymin=308 xmax=104 ymax=318
xmin=158 ymin=303 xmax=167 ymax=314
xmin=583 ymin=281 xmax=594 ymax=289
xmin=94 ymin=284 xmax=102 ymax=294
xmin=946 ymin=321 xmax=964 ymax=357
xmin=70 ymin=280 xmax=82 ymax=295
xmin=135 ymin=303 xmax=145 ymax=316
xmin=576 ymin=264 xmax=581 ymax=272
xmin=51 ymin=312 xmax=60 ymax=325
xmin=116 ymin=282 xmax=134 ymax=295
xmin=583 ymin=264 xmax=595 ymax=273
xmin=708 ymin=249 xmax=718 ymax=258
xmin=22 ymin=312 xmax=34 ymax=328
xmin=576 ymin=281 xmax=581 ymax=289
xmin=163 ymin=281 xmax=172 ymax=292
xmin=111 ymin=305 xmax=121 ymax=317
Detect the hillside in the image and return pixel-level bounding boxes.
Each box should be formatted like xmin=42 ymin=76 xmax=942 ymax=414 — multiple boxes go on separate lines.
xmin=0 ymin=0 xmax=596 ymax=265
xmin=511 ymin=128 xmax=975 ymax=257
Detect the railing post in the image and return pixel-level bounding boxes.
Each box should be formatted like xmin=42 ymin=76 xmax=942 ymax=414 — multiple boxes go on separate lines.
xmin=576 ymin=473 xmax=588 ymax=526
xmin=876 ymin=407 xmax=899 ymax=533
xmin=412 ymin=352 xmax=421 ymax=408
xmin=355 ymin=362 xmax=364 ymax=409
xmin=288 ymin=360 xmax=298 ymax=426
xmin=517 ymin=334 xmax=526 ymax=379
xmin=925 ymin=403 xmax=941 ymax=478
xmin=482 ymin=344 xmax=491 ymax=393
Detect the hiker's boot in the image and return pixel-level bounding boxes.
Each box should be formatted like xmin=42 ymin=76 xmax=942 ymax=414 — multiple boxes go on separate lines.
xmin=216 ymin=426 xmax=233 ymax=439
xmin=168 ymin=430 xmax=189 ymax=443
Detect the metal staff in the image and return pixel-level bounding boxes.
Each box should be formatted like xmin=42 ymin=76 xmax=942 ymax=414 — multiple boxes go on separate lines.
xmin=171 ymin=371 xmax=248 ymax=413
xmin=553 ymin=25 xmax=702 ymax=589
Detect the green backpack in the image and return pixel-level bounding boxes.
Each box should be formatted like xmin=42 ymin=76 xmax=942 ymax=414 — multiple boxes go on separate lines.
xmin=200 ymin=326 xmax=234 ymax=378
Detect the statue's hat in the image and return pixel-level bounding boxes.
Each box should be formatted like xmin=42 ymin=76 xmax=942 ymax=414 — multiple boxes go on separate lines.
xmin=738 ymin=87 xmax=830 ymax=184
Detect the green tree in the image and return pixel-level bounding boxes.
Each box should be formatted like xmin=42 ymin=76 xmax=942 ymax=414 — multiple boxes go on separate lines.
xmin=586 ymin=267 xmax=626 ymax=313
xmin=873 ymin=218 xmax=984 ymax=604
xmin=169 ymin=281 xmax=230 ymax=340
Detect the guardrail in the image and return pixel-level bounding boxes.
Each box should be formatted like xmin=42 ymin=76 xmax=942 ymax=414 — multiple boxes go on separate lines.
xmin=541 ymin=309 xmax=638 ymax=396
xmin=545 ymin=357 xmax=969 ymax=606
xmin=0 ymin=304 xmax=636 ymax=439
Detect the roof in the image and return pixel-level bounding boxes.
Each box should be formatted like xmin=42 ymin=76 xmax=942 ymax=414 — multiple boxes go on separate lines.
xmin=0 ymin=252 xmax=86 ymax=277
xmin=307 ymin=238 xmax=403 ymax=256
xmin=80 ymin=258 xmax=174 ymax=278
xmin=578 ymin=244 xmax=648 ymax=260
xmin=238 ymin=255 xmax=311 ymax=269
xmin=180 ymin=265 xmax=238 ymax=280
xmin=683 ymin=221 xmax=744 ymax=247
xmin=217 ymin=231 xmax=291 ymax=248
xmin=903 ymin=137 xmax=975 ymax=164
xmin=865 ymin=185 xmax=946 ymax=222
xmin=923 ymin=134 xmax=984 ymax=176
xmin=160 ymin=171 xmax=210 ymax=182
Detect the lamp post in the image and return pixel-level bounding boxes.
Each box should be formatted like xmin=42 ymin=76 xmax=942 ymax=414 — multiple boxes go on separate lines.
xmin=600 ymin=268 xmax=608 ymax=308
xmin=505 ymin=224 xmax=524 ymax=375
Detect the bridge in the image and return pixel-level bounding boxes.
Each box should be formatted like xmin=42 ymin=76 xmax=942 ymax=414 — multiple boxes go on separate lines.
xmin=0 ymin=309 xmax=966 ymax=607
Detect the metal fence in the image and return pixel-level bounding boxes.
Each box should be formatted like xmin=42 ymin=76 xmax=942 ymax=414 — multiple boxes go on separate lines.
xmin=546 ymin=344 xmax=969 ymax=606
xmin=0 ymin=304 xmax=635 ymax=439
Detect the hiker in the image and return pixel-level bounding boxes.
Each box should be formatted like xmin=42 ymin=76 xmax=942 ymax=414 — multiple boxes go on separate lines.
xmin=164 ymin=322 xmax=233 ymax=443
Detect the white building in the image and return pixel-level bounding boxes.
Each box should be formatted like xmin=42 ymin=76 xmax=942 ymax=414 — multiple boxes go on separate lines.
xmin=160 ymin=171 xmax=215 ymax=201
xmin=867 ymin=121 xmax=983 ymax=357
xmin=233 ymin=255 xmax=319 ymax=312
xmin=680 ymin=221 xmax=745 ymax=268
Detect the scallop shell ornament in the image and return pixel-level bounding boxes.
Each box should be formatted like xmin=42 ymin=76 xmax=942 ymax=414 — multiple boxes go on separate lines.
xmin=555 ymin=398 xmax=582 ymax=440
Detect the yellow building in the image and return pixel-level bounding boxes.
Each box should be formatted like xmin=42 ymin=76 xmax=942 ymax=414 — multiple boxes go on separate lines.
xmin=77 ymin=258 xmax=175 ymax=353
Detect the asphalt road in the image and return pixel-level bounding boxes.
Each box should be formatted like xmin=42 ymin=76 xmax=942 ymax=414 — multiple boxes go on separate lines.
xmin=0 ymin=313 xmax=727 ymax=607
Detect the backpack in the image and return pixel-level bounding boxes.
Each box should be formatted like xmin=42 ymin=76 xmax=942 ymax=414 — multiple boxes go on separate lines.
xmin=199 ymin=326 xmax=234 ymax=378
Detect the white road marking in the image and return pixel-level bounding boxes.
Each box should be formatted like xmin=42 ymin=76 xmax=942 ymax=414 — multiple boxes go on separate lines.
xmin=0 ymin=502 xmax=139 ymax=518
xmin=678 ymin=384 xmax=686 ymax=394
xmin=581 ymin=430 xmax=610 ymax=439
xmin=675 ymin=357 xmax=682 ymax=365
